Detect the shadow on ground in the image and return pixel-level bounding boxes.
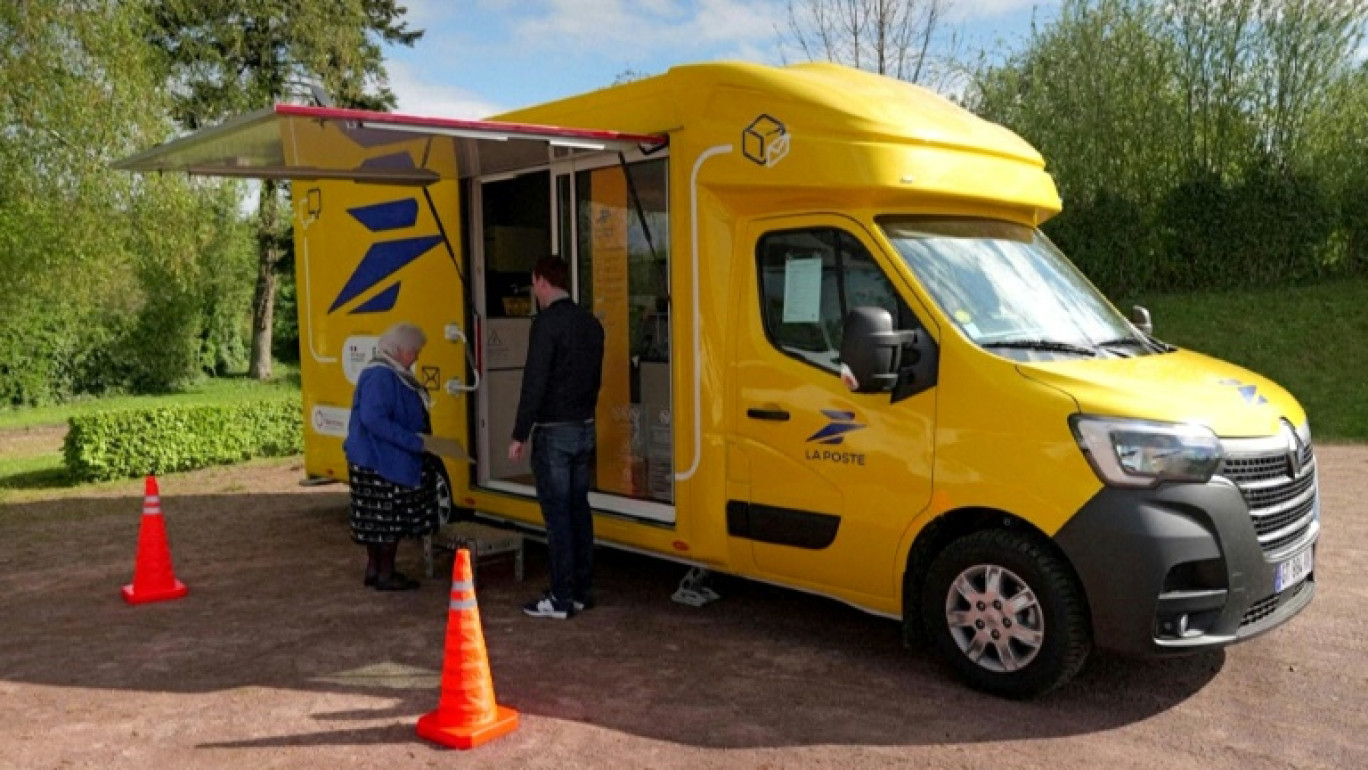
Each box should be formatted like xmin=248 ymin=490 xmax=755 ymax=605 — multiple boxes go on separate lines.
xmin=0 ymin=489 xmax=1220 ymax=751
xmin=0 ymin=465 xmax=70 ymax=492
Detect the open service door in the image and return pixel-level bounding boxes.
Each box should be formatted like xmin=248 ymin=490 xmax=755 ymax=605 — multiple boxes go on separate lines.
xmin=470 ymin=150 xmax=676 ymax=526
xmin=115 ymin=104 xmax=667 ymax=504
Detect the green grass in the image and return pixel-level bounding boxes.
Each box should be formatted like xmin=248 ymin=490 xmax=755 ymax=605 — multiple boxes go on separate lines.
xmin=0 ymin=452 xmax=68 ymax=492
xmin=0 ymin=365 xmax=301 ymax=431
xmin=1127 ymin=277 xmax=1368 ymax=442
xmin=0 ymin=364 xmax=302 ymax=500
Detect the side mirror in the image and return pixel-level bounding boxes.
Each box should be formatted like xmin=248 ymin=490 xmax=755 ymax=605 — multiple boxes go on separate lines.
xmin=1130 ymin=305 xmax=1153 ymax=336
xmin=840 ymin=307 xmax=919 ymax=393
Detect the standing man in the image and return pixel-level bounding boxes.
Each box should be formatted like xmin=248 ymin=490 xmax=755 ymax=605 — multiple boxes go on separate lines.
xmin=510 ymin=255 xmax=605 ymax=619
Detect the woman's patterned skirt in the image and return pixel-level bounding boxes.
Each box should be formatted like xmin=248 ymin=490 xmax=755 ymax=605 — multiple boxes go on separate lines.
xmin=348 ymin=459 xmax=439 ymax=545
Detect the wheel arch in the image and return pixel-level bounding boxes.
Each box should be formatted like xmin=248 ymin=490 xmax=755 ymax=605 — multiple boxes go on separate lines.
xmin=901 ymin=506 xmax=1091 ymax=646
xmin=431 ymin=458 xmax=474 ymax=528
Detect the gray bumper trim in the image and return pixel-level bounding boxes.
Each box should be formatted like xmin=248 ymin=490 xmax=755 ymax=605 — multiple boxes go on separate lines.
xmin=1054 ymin=479 xmax=1316 ymax=656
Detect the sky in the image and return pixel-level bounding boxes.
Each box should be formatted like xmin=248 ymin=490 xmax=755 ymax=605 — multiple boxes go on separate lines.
xmin=381 ymin=0 xmax=1063 ymax=119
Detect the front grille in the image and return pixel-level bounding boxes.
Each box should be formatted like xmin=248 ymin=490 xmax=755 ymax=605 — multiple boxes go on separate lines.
xmin=1217 ymin=434 xmax=1318 ymax=558
xmin=1240 ymin=577 xmax=1311 ymax=627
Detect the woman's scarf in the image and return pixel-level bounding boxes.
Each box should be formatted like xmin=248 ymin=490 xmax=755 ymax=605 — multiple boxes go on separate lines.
xmin=365 ymin=351 xmax=432 ymax=411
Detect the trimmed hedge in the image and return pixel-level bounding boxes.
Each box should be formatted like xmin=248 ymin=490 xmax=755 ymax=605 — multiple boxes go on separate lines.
xmin=63 ymin=397 xmax=303 ymax=482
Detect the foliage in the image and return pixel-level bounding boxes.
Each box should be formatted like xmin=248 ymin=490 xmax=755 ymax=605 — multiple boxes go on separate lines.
xmin=969 ymin=0 xmax=1368 ymax=296
xmin=273 ymin=264 xmax=301 ymax=364
xmin=0 ymin=0 xmax=256 ymax=406
xmin=0 ymin=363 xmax=299 ymax=430
xmin=62 ymin=396 xmax=303 ymax=482
xmin=1128 ymin=278 xmax=1368 ymax=441
xmin=146 ymin=0 xmax=423 ymax=380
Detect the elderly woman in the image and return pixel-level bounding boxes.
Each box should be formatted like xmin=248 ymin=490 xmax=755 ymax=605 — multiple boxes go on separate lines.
xmin=344 ymin=322 xmax=438 ymax=591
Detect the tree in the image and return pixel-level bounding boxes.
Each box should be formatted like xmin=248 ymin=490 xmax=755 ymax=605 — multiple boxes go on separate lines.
xmin=968 ymin=0 xmax=1368 ymax=295
xmin=970 ymin=0 xmax=1182 ymax=204
xmin=147 ymin=0 xmax=422 ymax=380
xmin=1251 ymin=0 xmax=1368 ymax=167
xmin=611 ymin=68 xmax=652 ymax=86
xmin=1 ymin=0 xmax=254 ymax=404
xmin=776 ymin=0 xmax=961 ymax=92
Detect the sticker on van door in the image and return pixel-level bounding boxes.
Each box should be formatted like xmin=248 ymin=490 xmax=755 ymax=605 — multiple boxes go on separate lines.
xmin=330 ymin=197 xmax=445 ymax=315
xmin=742 ymin=114 xmax=790 ymax=167
xmin=311 ymin=405 xmax=350 ymax=437
xmin=804 ymin=410 xmax=867 ymax=466
xmin=342 ymin=336 xmax=379 ymax=384
xmin=805 ymin=410 xmax=864 ymax=444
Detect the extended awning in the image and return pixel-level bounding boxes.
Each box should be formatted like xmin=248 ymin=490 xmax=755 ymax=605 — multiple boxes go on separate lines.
xmin=113 ymin=104 xmax=667 ymax=184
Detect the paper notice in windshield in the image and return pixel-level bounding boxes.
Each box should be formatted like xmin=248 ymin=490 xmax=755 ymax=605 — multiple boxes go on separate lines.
xmin=782 ymin=257 xmax=822 ymax=323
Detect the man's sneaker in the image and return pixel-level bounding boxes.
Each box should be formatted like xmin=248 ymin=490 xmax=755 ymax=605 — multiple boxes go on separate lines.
xmin=523 ymin=594 xmax=571 ymax=619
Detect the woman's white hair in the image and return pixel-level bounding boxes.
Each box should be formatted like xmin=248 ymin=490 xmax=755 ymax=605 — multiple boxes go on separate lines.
xmin=377 ymin=322 xmax=427 ymax=358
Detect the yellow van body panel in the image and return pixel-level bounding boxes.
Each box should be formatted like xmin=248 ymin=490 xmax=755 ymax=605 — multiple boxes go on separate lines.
xmin=1019 ymin=349 xmax=1307 ymax=437
xmin=289 ymin=137 xmax=467 ymax=485
xmin=890 ymin=332 xmax=1101 ymax=552
xmin=499 ymin=61 xmax=1061 ymax=223
xmin=726 ymin=215 xmax=937 ymax=615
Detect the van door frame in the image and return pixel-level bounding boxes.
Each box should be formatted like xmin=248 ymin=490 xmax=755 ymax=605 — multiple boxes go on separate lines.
xmin=469 ymin=147 xmax=677 ymax=526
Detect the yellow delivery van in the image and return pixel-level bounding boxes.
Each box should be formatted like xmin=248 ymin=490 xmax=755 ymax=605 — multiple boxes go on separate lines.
xmin=116 ymin=61 xmax=1319 ymax=698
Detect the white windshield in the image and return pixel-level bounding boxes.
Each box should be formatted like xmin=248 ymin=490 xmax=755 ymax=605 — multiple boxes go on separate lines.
xmin=879 ymin=217 xmax=1156 ymax=360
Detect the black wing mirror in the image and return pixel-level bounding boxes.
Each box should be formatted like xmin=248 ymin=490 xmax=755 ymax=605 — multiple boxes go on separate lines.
xmin=840 ymin=307 xmax=920 ymax=394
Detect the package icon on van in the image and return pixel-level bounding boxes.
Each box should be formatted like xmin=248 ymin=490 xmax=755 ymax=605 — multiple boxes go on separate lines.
xmin=743 ymin=114 xmax=790 ymax=167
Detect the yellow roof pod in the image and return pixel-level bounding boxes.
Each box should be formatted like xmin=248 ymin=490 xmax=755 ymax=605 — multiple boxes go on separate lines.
xmin=497 ymin=60 xmax=1062 ymax=225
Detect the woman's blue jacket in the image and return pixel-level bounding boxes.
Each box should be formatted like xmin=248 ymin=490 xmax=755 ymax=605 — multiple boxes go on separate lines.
xmin=343 ymin=366 xmax=429 ymax=487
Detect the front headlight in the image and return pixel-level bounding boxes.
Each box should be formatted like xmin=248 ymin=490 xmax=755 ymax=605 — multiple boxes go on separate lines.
xmin=1070 ymin=416 xmax=1223 ymax=488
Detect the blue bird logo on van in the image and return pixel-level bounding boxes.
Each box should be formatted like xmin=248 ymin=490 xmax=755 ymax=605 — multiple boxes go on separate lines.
xmin=806 ymin=410 xmax=865 ymax=445
xmin=321 ymin=170 xmax=440 ymax=317
xmin=1217 ymin=378 xmax=1269 ymax=406
xmin=329 ymin=196 xmax=444 ymax=315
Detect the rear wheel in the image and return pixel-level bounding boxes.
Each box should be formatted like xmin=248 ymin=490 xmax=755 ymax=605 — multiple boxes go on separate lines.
xmin=921 ymin=528 xmax=1091 ymax=698
xmin=433 ymin=462 xmax=454 ymax=527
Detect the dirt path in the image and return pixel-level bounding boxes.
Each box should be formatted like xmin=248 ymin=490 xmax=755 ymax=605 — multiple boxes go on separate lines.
xmin=0 ymin=448 xmax=1364 ymax=769
xmin=0 ymin=424 xmax=64 ymax=459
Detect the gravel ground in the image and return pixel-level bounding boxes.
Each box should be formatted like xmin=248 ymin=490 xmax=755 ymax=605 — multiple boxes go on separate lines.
xmin=0 ymin=445 xmax=1364 ymax=769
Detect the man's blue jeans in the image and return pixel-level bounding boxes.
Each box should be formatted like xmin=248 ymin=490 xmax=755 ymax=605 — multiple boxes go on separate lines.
xmin=531 ymin=421 xmax=596 ymax=607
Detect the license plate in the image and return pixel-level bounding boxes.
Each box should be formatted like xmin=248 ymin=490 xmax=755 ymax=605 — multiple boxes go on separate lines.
xmin=1275 ymin=547 xmax=1314 ymax=593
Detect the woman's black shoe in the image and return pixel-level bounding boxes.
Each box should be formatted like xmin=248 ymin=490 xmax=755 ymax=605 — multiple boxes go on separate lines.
xmin=374 ymin=572 xmax=420 ymax=591
xmin=364 ymin=574 xmax=378 ymax=587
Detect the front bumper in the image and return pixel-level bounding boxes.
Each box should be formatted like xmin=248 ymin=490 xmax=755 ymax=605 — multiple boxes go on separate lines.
xmin=1053 ymin=478 xmax=1317 ymax=656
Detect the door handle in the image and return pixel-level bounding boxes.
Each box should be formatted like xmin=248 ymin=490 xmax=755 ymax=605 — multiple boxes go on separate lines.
xmin=747 ymin=407 xmax=790 ymax=421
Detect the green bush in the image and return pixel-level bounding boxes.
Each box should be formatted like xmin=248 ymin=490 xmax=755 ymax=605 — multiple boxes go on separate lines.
xmin=63 ymin=397 xmax=303 ymax=482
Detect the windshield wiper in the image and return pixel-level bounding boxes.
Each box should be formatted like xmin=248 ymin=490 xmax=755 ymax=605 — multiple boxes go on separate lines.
xmin=983 ymin=339 xmax=1097 ymax=357
xmin=1094 ymin=336 xmax=1166 ymax=354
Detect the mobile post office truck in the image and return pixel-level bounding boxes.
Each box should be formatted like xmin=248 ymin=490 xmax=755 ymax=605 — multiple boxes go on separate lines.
xmin=116 ymin=61 xmax=1319 ymax=697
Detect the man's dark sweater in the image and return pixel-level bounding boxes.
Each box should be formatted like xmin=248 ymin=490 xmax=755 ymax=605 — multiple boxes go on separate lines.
xmin=512 ymin=296 xmax=605 ymax=442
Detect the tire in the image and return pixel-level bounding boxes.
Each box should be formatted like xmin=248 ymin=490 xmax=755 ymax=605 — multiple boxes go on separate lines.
xmin=433 ymin=461 xmax=454 ymax=528
xmin=920 ymin=528 xmax=1091 ymax=699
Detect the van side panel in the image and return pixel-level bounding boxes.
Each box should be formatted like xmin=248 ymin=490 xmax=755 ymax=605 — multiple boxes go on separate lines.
xmin=291 ymin=157 xmax=467 ymax=484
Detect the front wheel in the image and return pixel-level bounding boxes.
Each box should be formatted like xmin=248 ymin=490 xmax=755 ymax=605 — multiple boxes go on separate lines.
xmin=921 ymin=528 xmax=1091 ymax=699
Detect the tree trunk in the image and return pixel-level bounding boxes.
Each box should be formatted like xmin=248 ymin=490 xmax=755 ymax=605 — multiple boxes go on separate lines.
xmin=248 ymin=179 xmax=281 ymax=380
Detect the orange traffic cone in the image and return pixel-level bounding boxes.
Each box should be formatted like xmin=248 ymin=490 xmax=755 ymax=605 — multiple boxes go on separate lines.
xmin=121 ymin=475 xmax=188 ymax=605
xmin=416 ymin=548 xmax=519 ymax=749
